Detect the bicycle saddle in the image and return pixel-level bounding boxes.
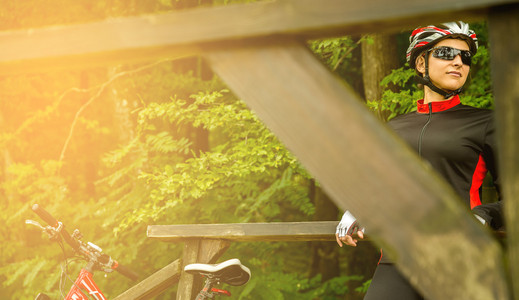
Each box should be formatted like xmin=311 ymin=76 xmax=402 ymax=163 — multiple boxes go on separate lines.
xmin=184 ymin=258 xmax=251 ymax=286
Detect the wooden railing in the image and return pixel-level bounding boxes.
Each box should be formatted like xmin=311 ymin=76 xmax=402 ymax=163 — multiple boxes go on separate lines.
xmin=114 ymin=221 xmax=338 ymax=299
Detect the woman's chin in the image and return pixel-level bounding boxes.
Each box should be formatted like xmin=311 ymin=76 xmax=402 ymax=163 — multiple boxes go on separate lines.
xmin=435 ymin=81 xmax=465 ymax=92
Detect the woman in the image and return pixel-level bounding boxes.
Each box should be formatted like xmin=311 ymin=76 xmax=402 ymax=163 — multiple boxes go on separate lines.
xmin=335 ymin=21 xmax=504 ymax=299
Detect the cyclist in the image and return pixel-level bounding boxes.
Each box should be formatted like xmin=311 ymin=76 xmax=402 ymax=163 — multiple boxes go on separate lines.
xmin=336 ymin=21 xmax=504 ymax=299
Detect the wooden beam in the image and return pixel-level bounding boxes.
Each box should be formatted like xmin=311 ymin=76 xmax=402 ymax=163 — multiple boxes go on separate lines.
xmin=113 ymin=259 xmax=181 ymax=300
xmin=489 ymin=4 xmax=519 ymax=299
xmin=204 ymin=40 xmax=509 ymax=300
xmin=148 ymin=221 xmax=338 ymax=242
xmin=1 ymin=0 xmax=518 ymax=75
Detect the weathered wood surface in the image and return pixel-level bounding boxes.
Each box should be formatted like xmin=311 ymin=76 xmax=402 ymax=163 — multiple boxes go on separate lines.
xmin=113 ymin=259 xmax=181 ymax=300
xmin=1 ymin=0 xmax=518 ymax=75
xmin=177 ymin=240 xmax=199 ymax=300
xmin=204 ymin=41 xmax=509 ymax=300
xmin=148 ymin=221 xmax=338 ymax=242
xmin=176 ymin=239 xmax=230 ymax=300
xmin=489 ymin=4 xmax=519 ymax=299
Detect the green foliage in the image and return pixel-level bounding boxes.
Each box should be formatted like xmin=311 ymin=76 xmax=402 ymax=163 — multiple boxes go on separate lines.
xmin=105 ymin=87 xmax=313 ymax=235
xmin=231 ymin=270 xmax=366 ymax=299
xmin=309 ymin=36 xmax=365 ymax=91
xmin=309 ymin=37 xmax=360 ymax=72
xmin=0 ymin=4 xmax=494 ymax=299
xmin=0 ymin=63 xmax=319 ymax=298
xmin=366 ymin=67 xmax=423 ymax=120
xmin=355 ymin=279 xmax=372 ymax=294
xmin=462 ymin=45 xmax=494 ymax=109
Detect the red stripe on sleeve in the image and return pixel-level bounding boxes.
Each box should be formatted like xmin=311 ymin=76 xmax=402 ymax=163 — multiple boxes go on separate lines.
xmin=470 ymin=154 xmax=487 ymax=209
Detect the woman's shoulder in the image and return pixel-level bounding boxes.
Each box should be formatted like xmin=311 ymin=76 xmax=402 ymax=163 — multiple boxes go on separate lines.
xmin=387 ymin=110 xmax=420 ymax=123
xmin=454 ymin=104 xmax=494 ymax=118
xmin=386 ymin=111 xmax=421 ymax=130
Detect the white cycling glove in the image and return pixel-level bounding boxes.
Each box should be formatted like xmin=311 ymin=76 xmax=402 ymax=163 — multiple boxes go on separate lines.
xmin=474 ymin=214 xmax=486 ymax=225
xmin=336 ymin=210 xmax=365 ymax=238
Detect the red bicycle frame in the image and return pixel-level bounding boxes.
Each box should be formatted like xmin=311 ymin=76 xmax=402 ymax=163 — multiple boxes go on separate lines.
xmin=65 ymin=268 xmax=106 ymax=300
xmin=29 ymin=204 xmax=139 ymax=300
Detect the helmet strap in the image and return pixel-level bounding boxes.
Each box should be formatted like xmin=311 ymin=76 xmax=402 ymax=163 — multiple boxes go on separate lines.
xmin=419 ymin=52 xmax=463 ymax=99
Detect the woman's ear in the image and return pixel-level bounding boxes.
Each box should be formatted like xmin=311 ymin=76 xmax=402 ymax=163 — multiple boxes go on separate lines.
xmin=415 ymin=55 xmax=426 ymax=76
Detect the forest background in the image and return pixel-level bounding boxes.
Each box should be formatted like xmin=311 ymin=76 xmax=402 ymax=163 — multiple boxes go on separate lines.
xmin=0 ymin=1 xmax=495 ymax=299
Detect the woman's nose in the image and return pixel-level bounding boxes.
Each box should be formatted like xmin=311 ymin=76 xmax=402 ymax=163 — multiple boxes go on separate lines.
xmin=452 ymin=54 xmax=463 ymax=66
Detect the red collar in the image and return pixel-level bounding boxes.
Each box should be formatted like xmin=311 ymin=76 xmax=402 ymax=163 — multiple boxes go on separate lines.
xmin=417 ymin=95 xmax=461 ymax=114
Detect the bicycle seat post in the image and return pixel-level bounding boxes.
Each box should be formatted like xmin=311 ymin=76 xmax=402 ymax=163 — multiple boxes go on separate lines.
xmin=195 ymin=276 xmax=218 ymax=300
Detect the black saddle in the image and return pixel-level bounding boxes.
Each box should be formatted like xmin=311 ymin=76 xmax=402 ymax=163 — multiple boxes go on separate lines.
xmin=184 ymin=258 xmax=251 ymax=286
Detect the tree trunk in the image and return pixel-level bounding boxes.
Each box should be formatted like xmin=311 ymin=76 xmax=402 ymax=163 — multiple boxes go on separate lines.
xmin=309 ymin=180 xmax=340 ymax=282
xmin=309 ymin=181 xmax=379 ymax=299
xmin=110 ymin=67 xmax=135 ymax=146
xmin=354 ymin=33 xmax=401 ymax=298
xmin=361 ymin=34 xmax=399 ymax=121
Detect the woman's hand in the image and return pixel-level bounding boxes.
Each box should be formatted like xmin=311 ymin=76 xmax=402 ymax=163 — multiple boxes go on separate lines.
xmin=336 ymin=230 xmax=364 ymax=247
xmin=335 ymin=210 xmax=365 ymax=247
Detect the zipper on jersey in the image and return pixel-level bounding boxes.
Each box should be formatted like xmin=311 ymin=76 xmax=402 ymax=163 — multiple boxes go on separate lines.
xmin=418 ymin=102 xmax=433 ymax=157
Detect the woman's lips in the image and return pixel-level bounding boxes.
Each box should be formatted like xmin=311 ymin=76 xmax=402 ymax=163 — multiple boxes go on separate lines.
xmin=447 ymin=71 xmax=462 ymax=77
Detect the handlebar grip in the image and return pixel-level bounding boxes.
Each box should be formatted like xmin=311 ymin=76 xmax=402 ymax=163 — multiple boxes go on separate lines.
xmin=114 ymin=262 xmax=139 ymax=281
xmin=32 ymin=204 xmax=59 ymax=227
xmin=31 ymin=204 xmax=80 ymax=250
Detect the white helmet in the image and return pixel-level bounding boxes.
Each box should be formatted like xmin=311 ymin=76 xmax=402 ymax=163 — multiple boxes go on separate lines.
xmin=406 ymin=21 xmax=478 ymax=68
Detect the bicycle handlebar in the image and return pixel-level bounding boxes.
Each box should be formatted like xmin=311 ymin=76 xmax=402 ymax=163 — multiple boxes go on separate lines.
xmin=31 ymin=203 xmax=139 ymax=281
xmin=113 ymin=262 xmax=140 ymax=281
xmin=32 ymin=203 xmax=59 ymax=227
xmin=32 ymin=204 xmax=80 ymax=250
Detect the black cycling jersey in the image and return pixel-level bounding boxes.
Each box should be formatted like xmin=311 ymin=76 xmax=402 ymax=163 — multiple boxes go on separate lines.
xmin=388 ymin=95 xmax=499 ymax=209
xmin=377 ymin=95 xmax=503 ymax=264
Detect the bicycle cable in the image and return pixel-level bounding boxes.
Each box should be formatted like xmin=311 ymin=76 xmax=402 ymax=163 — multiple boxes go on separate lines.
xmin=57 ymin=237 xmax=68 ymax=300
xmin=57 ymin=236 xmax=94 ymax=300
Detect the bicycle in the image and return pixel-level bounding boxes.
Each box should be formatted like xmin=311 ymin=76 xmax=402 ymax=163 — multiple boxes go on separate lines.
xmin=184 ymin=258 xmax=251 ymax=299
xmin=26 ymin=204 xmax=139 ymax=300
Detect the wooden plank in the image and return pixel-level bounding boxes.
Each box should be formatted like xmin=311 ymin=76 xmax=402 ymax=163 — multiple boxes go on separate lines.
xmin=204 ymin=41 xmax=509 ymax=300
xmin=148 ymin=221 xmax=338 ymax=242
xmin=113 ymin=259 xmax=181 ymax=300
xmin=489 ymin=4 xmax=519 ymax=299
xmin=1 ymin=0 xmax=518 ymax=75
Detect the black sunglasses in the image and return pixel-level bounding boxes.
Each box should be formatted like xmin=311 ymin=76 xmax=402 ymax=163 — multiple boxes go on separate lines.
xmin=428 ymin=46 xmax=472 ymax=66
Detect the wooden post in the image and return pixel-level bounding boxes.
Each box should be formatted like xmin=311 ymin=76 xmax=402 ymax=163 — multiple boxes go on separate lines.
xmin=176 ymin=239 xmax=230 ymax=300
xmin=489 ymin=4 xmax=519 ymax=299
xmin=177 ymin=240 xmax=200 ymax=300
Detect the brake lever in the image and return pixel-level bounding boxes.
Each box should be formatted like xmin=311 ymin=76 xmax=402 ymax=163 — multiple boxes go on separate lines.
xmin=26 ymin=219 xmax=63 ymax=241
xmin=25 ymin=219 xmax=45 ymax=230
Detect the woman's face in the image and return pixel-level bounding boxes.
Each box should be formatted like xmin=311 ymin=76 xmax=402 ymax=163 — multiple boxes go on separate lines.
xmin=416 ymin=38 xmax=471 ymax=92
